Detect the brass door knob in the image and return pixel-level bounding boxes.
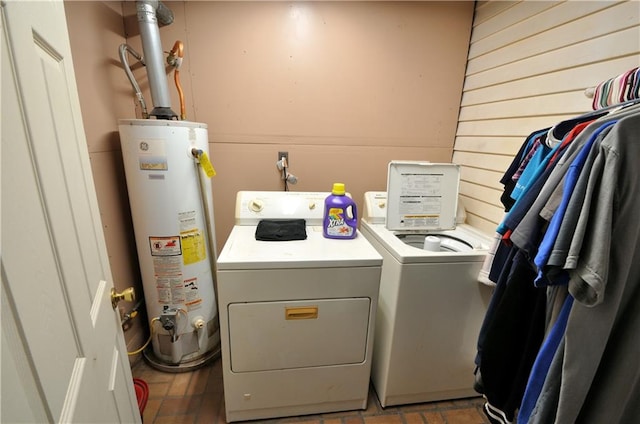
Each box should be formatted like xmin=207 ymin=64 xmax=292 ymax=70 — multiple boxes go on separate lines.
xmin=111 ymin=287 xmax=135 ymax=309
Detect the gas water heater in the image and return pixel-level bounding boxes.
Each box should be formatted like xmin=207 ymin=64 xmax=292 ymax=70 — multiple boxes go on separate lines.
xmin=117 ymin=1 xmax=220 ymax=370
xmin=119 ymin=119 xmax=219 ymax=368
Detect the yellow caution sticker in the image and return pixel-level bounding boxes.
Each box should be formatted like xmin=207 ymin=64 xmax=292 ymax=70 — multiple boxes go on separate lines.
xmin=198 ymin=151 xmax=216 ymax=178
xmin=181 ymin=229 xmax=207 ymax=265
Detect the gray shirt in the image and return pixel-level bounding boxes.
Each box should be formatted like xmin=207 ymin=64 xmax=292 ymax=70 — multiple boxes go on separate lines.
xmin=528 ymin=111 xmax=640 ymax=423
xmin=544 ymin=126 xmax=612 ymax=277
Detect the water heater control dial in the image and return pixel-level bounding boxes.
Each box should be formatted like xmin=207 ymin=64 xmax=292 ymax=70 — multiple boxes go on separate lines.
xmin=248 ymin=199 xmax=264 ymax=213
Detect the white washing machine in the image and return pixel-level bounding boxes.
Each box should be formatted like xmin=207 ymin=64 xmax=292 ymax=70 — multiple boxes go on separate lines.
xmin=216 ymin=191 xmax=382 ymax=422
xmin=360 ymin=161 xmax=493 ymax=407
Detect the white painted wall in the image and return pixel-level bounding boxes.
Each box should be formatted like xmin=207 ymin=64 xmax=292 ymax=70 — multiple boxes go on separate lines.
xmin=454 ymin=0 xmax=640 ymax=234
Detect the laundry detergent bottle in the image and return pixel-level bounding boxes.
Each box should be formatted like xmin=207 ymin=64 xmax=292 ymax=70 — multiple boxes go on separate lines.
xmin=323 ymin=183 xmax=358 ymax=239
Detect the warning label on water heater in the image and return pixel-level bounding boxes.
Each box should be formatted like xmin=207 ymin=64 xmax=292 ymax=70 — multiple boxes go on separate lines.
xmin=184 ymin=277 xmax=202 ymax=310
xmin=149 ymin=235 xmax=204 ymax=307
xmin=150 ymin=236 xmax=184 ymax=304
xmin=181 ymin=230 xmax=207 ymax=265
xmin=149 ymin=236 xmax=182 ymax=256
xmin=155 ymin=274 xmax=183 ymax=304
xmin=154 ymin=275 xmax=202 ymax=308
xmin=179 ymin=210 xmax=197 ymax=232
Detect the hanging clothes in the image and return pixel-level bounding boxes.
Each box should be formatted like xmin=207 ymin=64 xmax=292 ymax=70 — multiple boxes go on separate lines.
xmin=475 ymin=101 xmax=640 ymax=424
xmin=475 ymin=248 xmax=546 ymax=423
xmin=517 ymin=294 xmax=573 ymax=423
xmin=591 ymin=67 xmax=640 ymax=110
xmin=532 ymin=121 xmax=618 ymax=287
xmin=532 ymin=110 xmax=640 ymax=423
xmin=499 ymin=129 xmax=550 ymax=212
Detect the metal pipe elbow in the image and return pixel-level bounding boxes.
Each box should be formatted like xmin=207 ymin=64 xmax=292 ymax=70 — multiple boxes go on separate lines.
xmin=136 ymin=1 xmax=174 ymax=26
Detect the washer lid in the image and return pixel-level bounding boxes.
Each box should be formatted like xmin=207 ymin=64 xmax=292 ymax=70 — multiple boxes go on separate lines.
xmin=386 ymin=161 xmax=460 ymax=231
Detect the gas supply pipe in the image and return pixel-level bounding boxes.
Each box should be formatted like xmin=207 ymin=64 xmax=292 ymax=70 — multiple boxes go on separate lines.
xmin=167 ymin=40 xmax=186 ymax=120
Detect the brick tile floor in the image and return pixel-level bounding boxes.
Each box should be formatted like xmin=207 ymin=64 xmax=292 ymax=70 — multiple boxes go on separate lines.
xmin=132 ymin=358 xmax=490 ymax=424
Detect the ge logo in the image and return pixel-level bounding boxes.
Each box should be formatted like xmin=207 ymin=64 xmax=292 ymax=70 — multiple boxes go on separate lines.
xmin=140 ymin=141 xmax=149 ymax=151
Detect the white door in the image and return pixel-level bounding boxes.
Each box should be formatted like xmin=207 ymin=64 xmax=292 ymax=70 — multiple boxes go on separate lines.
xmin=1 ymin=1 xmax=140 ymax=422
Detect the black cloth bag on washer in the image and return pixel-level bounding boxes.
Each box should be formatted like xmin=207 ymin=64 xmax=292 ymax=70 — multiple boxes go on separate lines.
xmin=255 ymin=219 xmax=307 ymax=241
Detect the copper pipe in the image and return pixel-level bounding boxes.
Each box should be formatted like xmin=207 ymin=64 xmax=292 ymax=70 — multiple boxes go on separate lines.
xmin=169 ymin=40 xmax=183 ymax=58
xmin=174 ymin=70 xmax=185 ymax=120
xmin=168 ymin=41 xmax=186 ymax=120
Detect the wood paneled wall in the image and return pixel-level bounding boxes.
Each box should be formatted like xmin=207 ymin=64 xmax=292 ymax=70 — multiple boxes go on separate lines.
xmin=453 ymin=0 xmax=640 ymax=235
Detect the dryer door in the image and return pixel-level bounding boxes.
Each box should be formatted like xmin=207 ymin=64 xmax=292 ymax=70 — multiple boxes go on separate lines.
xmin=229 ymin=297 xmax=371 ymax=372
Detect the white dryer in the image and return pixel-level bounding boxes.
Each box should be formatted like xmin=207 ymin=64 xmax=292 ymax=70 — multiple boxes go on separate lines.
xmin=360 ymin=161 xmax=493 ymax=407
xmin=216 ymin=191 xmax=382 ymax=422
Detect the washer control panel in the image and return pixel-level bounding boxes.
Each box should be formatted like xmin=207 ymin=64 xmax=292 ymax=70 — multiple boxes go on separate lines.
xmin=363 ymin=192 xmax=388 ymax=224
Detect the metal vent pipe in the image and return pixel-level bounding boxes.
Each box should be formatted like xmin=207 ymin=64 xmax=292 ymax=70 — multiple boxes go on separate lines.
xmin=136 ymin=0 xmax=177 ymax=119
